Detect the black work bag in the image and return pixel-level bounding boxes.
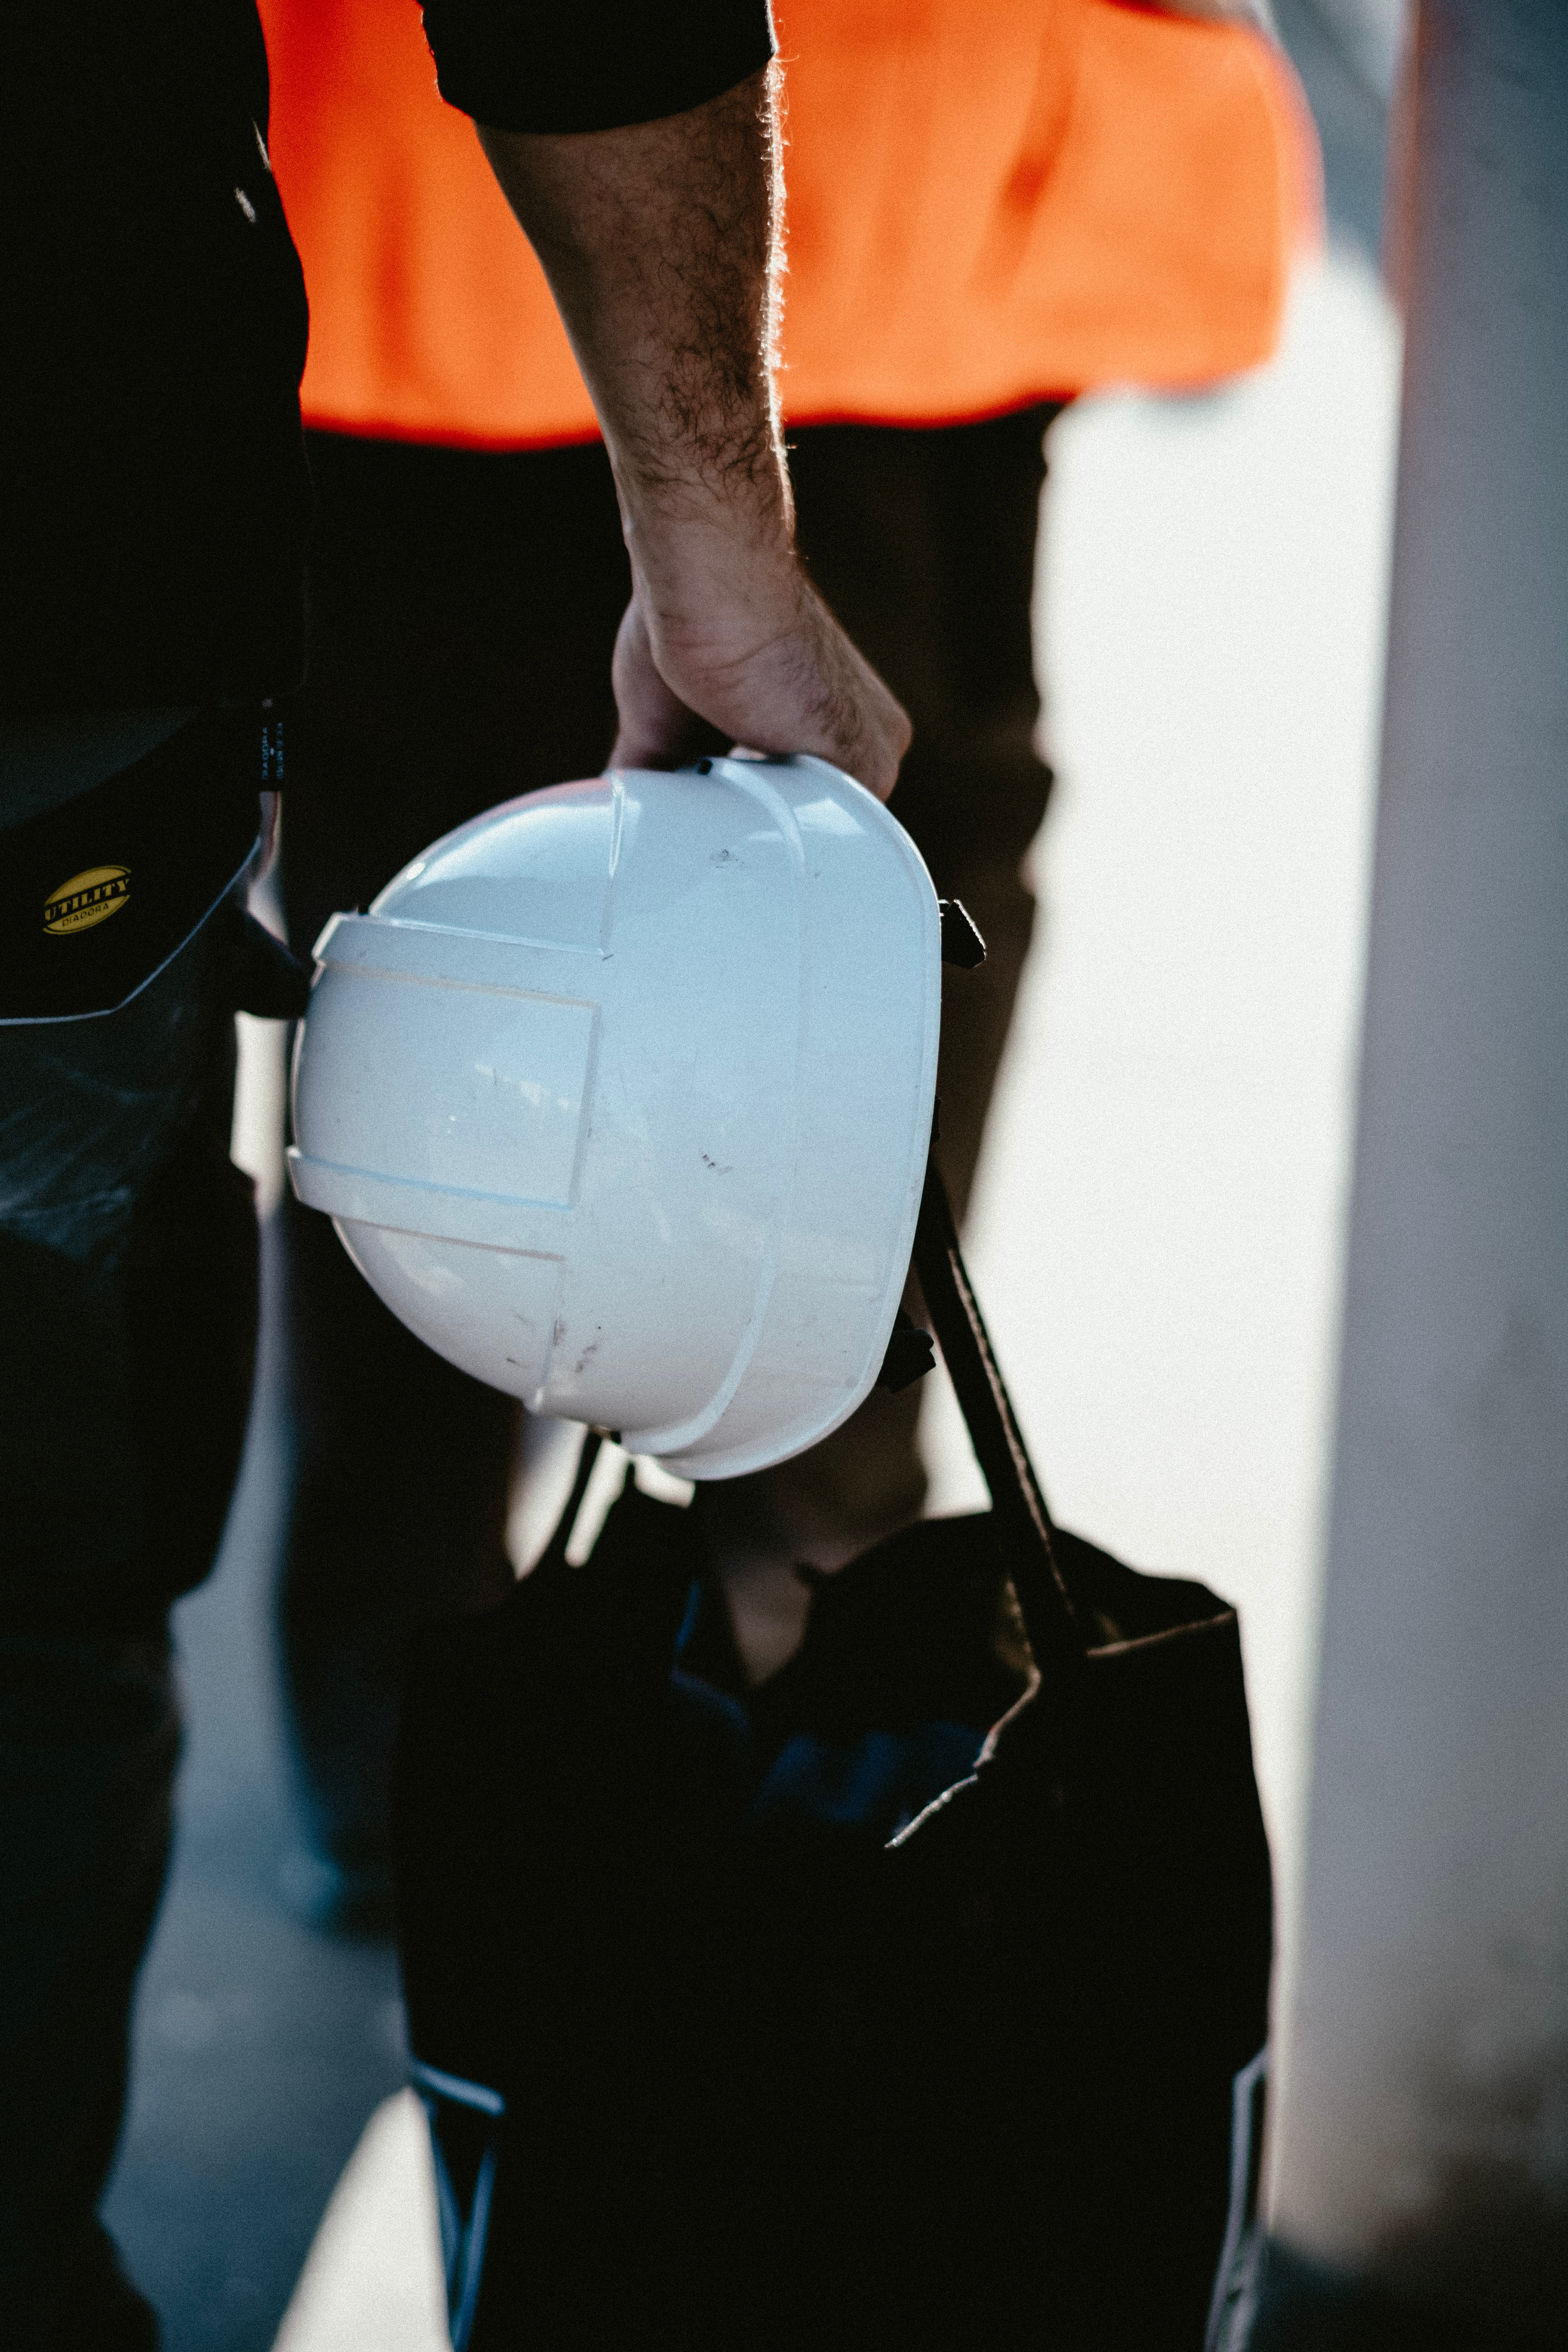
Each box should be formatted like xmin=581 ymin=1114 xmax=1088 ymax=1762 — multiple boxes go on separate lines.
xmin=392 ymin=1159 xmax=1273 ymax=2351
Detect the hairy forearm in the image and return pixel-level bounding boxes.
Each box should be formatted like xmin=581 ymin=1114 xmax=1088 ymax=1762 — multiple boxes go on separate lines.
xmin=477 ymin=71 xmax=790 ymax=581
xmin=474 ymin=70 xmax=909 ymax=796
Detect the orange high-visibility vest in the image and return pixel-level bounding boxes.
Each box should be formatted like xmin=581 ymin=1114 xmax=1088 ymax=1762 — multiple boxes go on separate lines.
xmin=259 ymin=0 xmax=1318 ymax=449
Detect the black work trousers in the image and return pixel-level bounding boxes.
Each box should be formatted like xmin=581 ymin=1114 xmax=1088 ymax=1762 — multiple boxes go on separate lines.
xmin=0 ymin=909 xmax=260 ymax=2347
xmin=279 ymin=406 xmax=1063 ymax=1897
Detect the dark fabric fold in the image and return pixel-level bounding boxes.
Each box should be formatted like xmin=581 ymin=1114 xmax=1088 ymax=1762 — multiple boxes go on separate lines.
xmin=422 ymin=0 xmax=775 ymax=134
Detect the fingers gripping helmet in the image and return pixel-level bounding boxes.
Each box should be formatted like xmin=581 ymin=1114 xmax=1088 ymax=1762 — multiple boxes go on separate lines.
xmin=288 ymin=756 xmax=940 ymax=1479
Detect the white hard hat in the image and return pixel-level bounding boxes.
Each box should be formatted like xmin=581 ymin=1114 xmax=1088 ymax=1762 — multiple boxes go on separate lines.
xmin=287 ymin=755 xmax=940 ymax=1479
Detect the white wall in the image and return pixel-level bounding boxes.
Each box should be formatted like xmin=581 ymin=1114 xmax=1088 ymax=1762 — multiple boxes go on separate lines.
xmin=925 ymin=243 xmax=1401 ymax=2038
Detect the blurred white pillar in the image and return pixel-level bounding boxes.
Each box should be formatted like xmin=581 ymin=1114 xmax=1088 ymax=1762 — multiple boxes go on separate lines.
xmin=1271 ymin=0 xmax=1568 ymax=2331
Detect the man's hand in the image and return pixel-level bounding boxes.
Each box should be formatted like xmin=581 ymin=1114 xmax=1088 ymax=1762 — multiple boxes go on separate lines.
xmin=606 ymin=574 xmax=908 ymax=784
xmin=477 ymin=72 xmax=910 ymax=800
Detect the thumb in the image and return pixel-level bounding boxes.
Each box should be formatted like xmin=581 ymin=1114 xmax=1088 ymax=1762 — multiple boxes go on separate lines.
xmin=608 ymin=598 xmax=710 ymax=771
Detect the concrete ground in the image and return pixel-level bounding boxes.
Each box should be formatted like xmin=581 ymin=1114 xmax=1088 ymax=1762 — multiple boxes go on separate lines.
xmin=100 ymin=1206 xmax=411 ymax=2349
xmin=103 ymin=15 xmax=1406 ymax=2346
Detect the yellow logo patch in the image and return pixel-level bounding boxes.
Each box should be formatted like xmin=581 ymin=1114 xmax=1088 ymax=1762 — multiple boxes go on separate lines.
xmin=43 ymin=866 xmax=132 ymax=936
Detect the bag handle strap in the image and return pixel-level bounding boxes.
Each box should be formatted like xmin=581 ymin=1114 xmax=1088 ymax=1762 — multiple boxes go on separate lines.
xmin=531 ymin=1427 xmax=608 ymax=1580
xmin=910 ymin=1150 xmax=1089 ymax=1680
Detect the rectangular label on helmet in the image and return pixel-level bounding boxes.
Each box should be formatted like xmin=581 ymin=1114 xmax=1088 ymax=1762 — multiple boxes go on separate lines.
xmin=298 ymin=968 xmax=597 ymax=1211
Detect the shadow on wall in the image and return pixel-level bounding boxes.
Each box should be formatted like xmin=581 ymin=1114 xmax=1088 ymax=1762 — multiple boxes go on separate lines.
xmin=1272 ymin=0 xmax=1403 ymax=257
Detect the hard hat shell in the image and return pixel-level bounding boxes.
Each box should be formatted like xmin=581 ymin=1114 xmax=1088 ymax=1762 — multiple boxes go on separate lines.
xmin=288 ymin=756 xmax=940 ymax=1479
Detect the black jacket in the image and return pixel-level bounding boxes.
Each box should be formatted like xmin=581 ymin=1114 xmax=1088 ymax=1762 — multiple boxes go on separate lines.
xmin=1 ymin=0 xmax=772 ymax=718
